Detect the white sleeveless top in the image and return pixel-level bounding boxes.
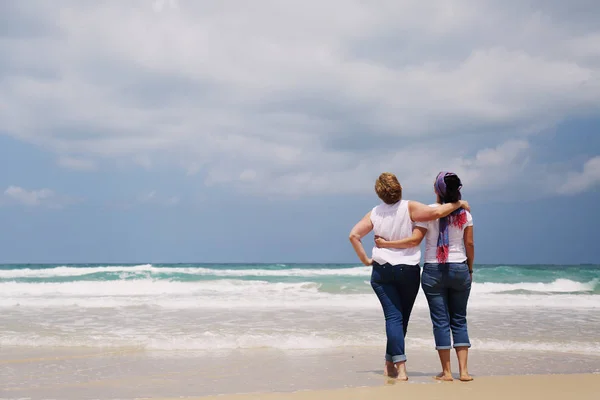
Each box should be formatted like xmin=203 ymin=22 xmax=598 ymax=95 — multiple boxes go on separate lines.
xmin=415 ymin=204 xmax=474 ymax=263
xmin=370 ymin=200 xmax=421 ymax=266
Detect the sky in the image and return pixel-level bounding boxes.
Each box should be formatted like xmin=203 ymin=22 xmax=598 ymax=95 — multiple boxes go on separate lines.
xmin=0 ymin=0 xmax=599 ymax=265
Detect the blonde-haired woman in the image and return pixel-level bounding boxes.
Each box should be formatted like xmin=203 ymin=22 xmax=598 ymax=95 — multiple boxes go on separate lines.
xmin=349 ymin=172 xmax=469 ymax=381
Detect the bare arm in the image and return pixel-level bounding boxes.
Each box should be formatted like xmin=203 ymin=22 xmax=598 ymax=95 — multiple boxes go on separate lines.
xmin=349 ymin=212 xmax=374 ymax=266
xmin=408 ymin=200 xmax=470 ymax=223
xmin=464 ymin=225 xmax=474 ymax=274
xmin=375 ymin=226 xmax=427 ymax=249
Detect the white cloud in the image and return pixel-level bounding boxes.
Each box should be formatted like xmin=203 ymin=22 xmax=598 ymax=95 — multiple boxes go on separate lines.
xmin=138 ymin=191 xmax=180 ymax=206
xmin=109 ymin=190 xmax=180 ymax=209
xmin=139 ymin=191 xmax=157 ymax=203
xmin=153 ymin=0 xmax=179 ymax=13
xmin=557 ymin=157 xmax=600 ymax=195
xmin=57 ymin=156 xmax=96 ymax=171
xmin=4 ymin=186 xmax=54 ymax=206
xmin=453 ymin=140 xmax=531 ymax=190
xmin=0 ymin=1 xmax=599 ymax=197
xmin=1 ymin=186 xmax=78 ymax=208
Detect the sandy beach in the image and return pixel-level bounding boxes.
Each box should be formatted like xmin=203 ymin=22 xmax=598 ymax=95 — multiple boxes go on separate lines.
xmin=179 ymin=374 xmax=600 ymax=400
xmin=2 ymin=346 xmax=599 ymax=399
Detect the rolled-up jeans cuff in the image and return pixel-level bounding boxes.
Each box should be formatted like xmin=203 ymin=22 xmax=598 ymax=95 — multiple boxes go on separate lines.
xmin=453 ymin=343 xmax=471 ymax=348
xmin=435 ymin=345 xmax=453 ymax=350
xmin=386 ymin=353 xmax=407 ymax=363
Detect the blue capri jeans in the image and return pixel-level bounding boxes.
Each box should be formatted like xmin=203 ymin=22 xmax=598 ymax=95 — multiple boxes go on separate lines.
xmin=371 ymin=262 xmax=421 ymax=363
xmin=421 ymin=262 xmax=472 ymax=350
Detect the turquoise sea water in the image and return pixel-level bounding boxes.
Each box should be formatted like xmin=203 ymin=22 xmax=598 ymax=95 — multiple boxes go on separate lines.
xmin=0 ymin=263 xmax=599 ymax=353
xmin=1 ymin=263 xmax=599 ymax=292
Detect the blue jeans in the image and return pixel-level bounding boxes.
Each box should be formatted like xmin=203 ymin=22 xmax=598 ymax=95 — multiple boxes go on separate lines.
xmin=421 ymin=262 xmax=472 ymax=350
xmin=370 ymin=262 xmax=421 ymax=363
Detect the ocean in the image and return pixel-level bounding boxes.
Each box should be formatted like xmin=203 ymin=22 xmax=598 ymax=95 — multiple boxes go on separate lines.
xmin=2 ymin=263 xmax=599 ymax=398
xmin=1 ymin=263 xmax=599 ymax=353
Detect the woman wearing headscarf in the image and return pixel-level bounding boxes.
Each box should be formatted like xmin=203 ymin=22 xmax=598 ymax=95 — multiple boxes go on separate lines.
xmin=375 ymin=171 xmax=474 ymax=382
xmin=349 ymin=172 xmax=470 ymax=381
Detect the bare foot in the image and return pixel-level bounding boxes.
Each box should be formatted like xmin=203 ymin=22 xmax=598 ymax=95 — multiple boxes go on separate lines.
xmin=459 ymin=374 xmax=473 ymax=382
xmin=384 ymin=362 xmax=398 ymax=378
xmin=435 ymin=372 xmax=454 ymax=381
xmin=395 ymin=362 xmax=408 ymax=381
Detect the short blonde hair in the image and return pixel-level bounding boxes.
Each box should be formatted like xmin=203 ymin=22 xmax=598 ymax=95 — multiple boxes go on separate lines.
xmin=375 ymin=172 xmax=402 ymax=204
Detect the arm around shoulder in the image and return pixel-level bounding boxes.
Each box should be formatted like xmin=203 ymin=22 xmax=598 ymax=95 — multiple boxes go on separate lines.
xmin=408 ymin=200 xmax=470 ymax=222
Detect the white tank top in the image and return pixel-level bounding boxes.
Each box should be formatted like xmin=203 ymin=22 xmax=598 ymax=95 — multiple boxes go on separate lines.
xmin=415 ymin=204 xmax=474 ymax=263
xmin=370 ymin=200 xmax=421 ymax=266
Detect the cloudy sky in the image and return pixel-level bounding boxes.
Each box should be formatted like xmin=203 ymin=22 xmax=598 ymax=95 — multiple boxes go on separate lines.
xmin=0 ymin=0 xmax=599 ymax=264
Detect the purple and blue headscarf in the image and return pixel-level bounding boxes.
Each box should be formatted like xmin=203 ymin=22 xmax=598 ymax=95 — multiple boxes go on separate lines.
xmin=434 ymin=171 xmax=468 ymax=263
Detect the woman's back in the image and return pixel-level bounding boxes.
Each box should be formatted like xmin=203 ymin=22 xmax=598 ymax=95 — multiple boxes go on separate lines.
xmin=371 ymin=200 xmax=421 ymax=265
xmin=416 ymin=204 xmax=473 ymax=263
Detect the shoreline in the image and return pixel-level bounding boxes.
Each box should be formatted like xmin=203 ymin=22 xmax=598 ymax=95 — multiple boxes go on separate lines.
xmin=2 ymin=346 xmax=599 ymax=399
xmin=152 ymin=374 xmax=600 ymax=400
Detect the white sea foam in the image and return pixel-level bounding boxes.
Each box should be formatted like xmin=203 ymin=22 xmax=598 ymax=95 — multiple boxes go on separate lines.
xmin=0 ymin=279 xmax=322 ymax=296
xmin=1 ymin=266 xmax=597 ymax=295
xmin=0 ymin=265 xmax=372 ymax=278
xmin=1 ymin=279 xmax=599 ymax=309
xmin=472 ymin=279 xmax=598 ymax=294
xmin=1 ymin=331 xmax=598 ymax=355
xmin=0 ymin=264 xmax=155 ymax=278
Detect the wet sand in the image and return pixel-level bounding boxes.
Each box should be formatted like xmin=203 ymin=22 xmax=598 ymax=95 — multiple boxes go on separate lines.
xmin=1 ymin=346 xmax=600 ymax=399
xmin=176 ymin=374 xmax=600 ymax=400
